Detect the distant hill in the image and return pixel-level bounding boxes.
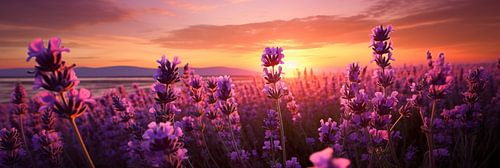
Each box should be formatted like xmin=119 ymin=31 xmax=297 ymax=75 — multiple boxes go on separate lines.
xmin=0 ymin=66 xmax=259 ymax=77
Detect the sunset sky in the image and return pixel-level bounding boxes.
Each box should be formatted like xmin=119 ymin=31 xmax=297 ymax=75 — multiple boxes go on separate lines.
xmin=0 ymin=0 xmax=498 ymax=74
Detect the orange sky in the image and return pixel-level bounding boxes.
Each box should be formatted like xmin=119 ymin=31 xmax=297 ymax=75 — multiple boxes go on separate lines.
xmin=0 ymin=0 xmax=498 ymax=74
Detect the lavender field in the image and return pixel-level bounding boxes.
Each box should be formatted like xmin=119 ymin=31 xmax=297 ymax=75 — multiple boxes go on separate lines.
xmin=0 ymin=25 xmax=499 ymax=168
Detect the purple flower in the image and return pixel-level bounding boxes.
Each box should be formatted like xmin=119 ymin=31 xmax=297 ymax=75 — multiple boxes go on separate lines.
xmin=318 ymin=118 xmax=340 ymax=145
xmin=10 ymin=83 xmax=27 ymax=105
xmin=373 ymin=69 xmax=395 ymax=88
xmin=264 ymin=110 xmax=280 ymax=130
xmin=27 ymin=37 xmax=70 ymax=72
xmin=347 ymin=63 xmax=361 ymax=83
xmin=149 ymin=103 xmax=180 ymax=123
xmin=263 ymin=81 xmax=287 ymax=99
xmin=285 ymin=157 xmax=301 ymax=168
xmin=425 ymin=52 xmax=453 ymax=99
xmin=32 ymin=130 xmax=63 ymax=167
xmin=142 ymin=121 xmax=186 ymax=167
xmin=216 ymin=76 xmax=234 ymax=101
xmin=347 ymin=89 xmax=369 ymax=113
xmin=371 ymin=91 xmax=398 ymax=115
xmin=309 ymin=147 xmax=350 ymax=168
xmin=0 ymin=128 xmax=24 ymax=167
xmin=41 ymin=88 xmax=93 ymax=119
xmin=189 ymin=74 xmax=203 ymax=89
xmin=151 ymin=83 xmax=179 ymax=104
xmin=263 ymin=66 xmax=283 ymax=84
xmin=34 ymin=66 xmax=80 ymax=92
xmin=261 ymin=47 xmax=285 ymax=67
xmin=371 ymin=25 xmax=392 ymax=42
xmin=154 ymin=55 xmax=181 ymax=85
xmin=180 ymin=116 xmax=196 ymax=132
xmin=404 ymin=145 xmax=418 ymax=161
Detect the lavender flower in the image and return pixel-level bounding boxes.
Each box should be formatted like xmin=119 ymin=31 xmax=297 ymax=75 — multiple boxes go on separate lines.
xmin=425 ymin=51 xmax=453 ymax=100
xmin=41 ymin=88 xmax=94 ymax=119
xmin=217 ymin=75 xmax=234 ymax=101
xmin=370 ymin=25 xmax=394 ymax=69
xmin=285 ymin=157 xmax=301 ymax=168
xmin=34 ymin=66 xmax=80 ymax=92
xmin=261 ymin=47 xmax=285 ymax=67
xmin=263 ymin=66 xmax=283 ymax=84
xmin=0 ymin=128 xmax=24 ymax=167
xmin=154 ymin=55 xmax=181 ymax=85
xmin=318 ymin=118 xmax=340 ymax=145
xmin=373 ymin=68 xmax=395 ymax=88
xmin=142 ymin=121 xmax=186 ymax=167
xmin=27 ymin=37 xmax=70 ymax=72
xmin=151 ymin=82 xmax=180 ymax=104
xmin=371 ymin=91 xmax=398 ymax=115
xmin=32 ymin=130 xmax=63 ymax=167
xmin=10 ymin=83 xmax=27 ymax=105
xmin=263 ymin=81 xmax=287 ymax=99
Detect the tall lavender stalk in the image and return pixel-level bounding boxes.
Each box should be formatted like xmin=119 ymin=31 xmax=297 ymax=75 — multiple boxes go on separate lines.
xmin=423 ymin=51 xmax=453 ymax=167
xmin=27 ymin=37 xmax=95 ymax=168
xmin=151 ymin=55 xmax=182 ymax=123
xmin=261 ymin=47 xmax=287 ymax=165
xmin=10 ymin=83 xmax=36 ymax=166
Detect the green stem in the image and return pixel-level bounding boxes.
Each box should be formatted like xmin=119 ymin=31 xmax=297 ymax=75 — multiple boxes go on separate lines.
xmin=276 ymin=98 xmax=286 ymax=165
xmin=70 ymin=118 xmax=95 ymax=168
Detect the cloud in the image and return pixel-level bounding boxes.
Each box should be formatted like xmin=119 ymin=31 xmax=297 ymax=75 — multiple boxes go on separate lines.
xmin=0 ymin=0 xmax=133 ymax=29
xmin=152 ymin=15 xmax=377 ymax=51
xmin=152 ymin=0 xmax=500 ymax=59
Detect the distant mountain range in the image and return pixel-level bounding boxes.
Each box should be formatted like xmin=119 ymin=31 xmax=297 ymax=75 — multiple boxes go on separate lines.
xmin=0 ymin=66 xmax=259 ymax=77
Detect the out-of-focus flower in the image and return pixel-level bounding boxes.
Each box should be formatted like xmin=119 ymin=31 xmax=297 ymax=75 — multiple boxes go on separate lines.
xmin=432 ymin=148 xmax=449 ymax=157
xmin=27 ymin=37 xmax=70 ymax=72
xmin=41 ymin=88 xmax=94 ymax=119
xmin=264 ymin=110 xmax=280 ymax=131
xmin=0 ymin=128 xmax=24 ymax=167
xmin=41 ymin=109 xmax=57 ymax=131
xmin=154 ymin=55 xmax=181 ymax=85
xmin=347 ymin=63 xmax=361 ymax=83
xmin=405 ymin=145 xmax=418 ymax=161
xmin=10 ymin=83 xmax=27 ymax=105
xmin=309 ymin=147 xmax=350 ymax=168
xmin=261 ymin=47 xmax=285 ymax=67
xmin=32 ymin=130 xmax=63 ymax=167
xmin=180 ymin=116 xmax=196 ymax=132
xmin=285 ymin=157 xmax=301 ymax=168
xmin=425 ymin=52 xmax=453 ymax=100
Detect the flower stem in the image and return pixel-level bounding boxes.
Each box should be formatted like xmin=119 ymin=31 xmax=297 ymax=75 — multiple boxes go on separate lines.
xmin=428 ymin=100 xmax=437 ymax=168
xmin=390 ymin=115 xmax=403 ymax=132
xmin=70 ymin=117 xmax=95 ymax=168
xmin=276 ymin=98 xmax=286 ymax=165
xmin=18 ymin=113 xmax=36 ymax=167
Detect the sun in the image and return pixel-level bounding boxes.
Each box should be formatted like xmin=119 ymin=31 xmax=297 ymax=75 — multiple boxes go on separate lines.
xmin=282 ymin=60 xmax=300 ymax=78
